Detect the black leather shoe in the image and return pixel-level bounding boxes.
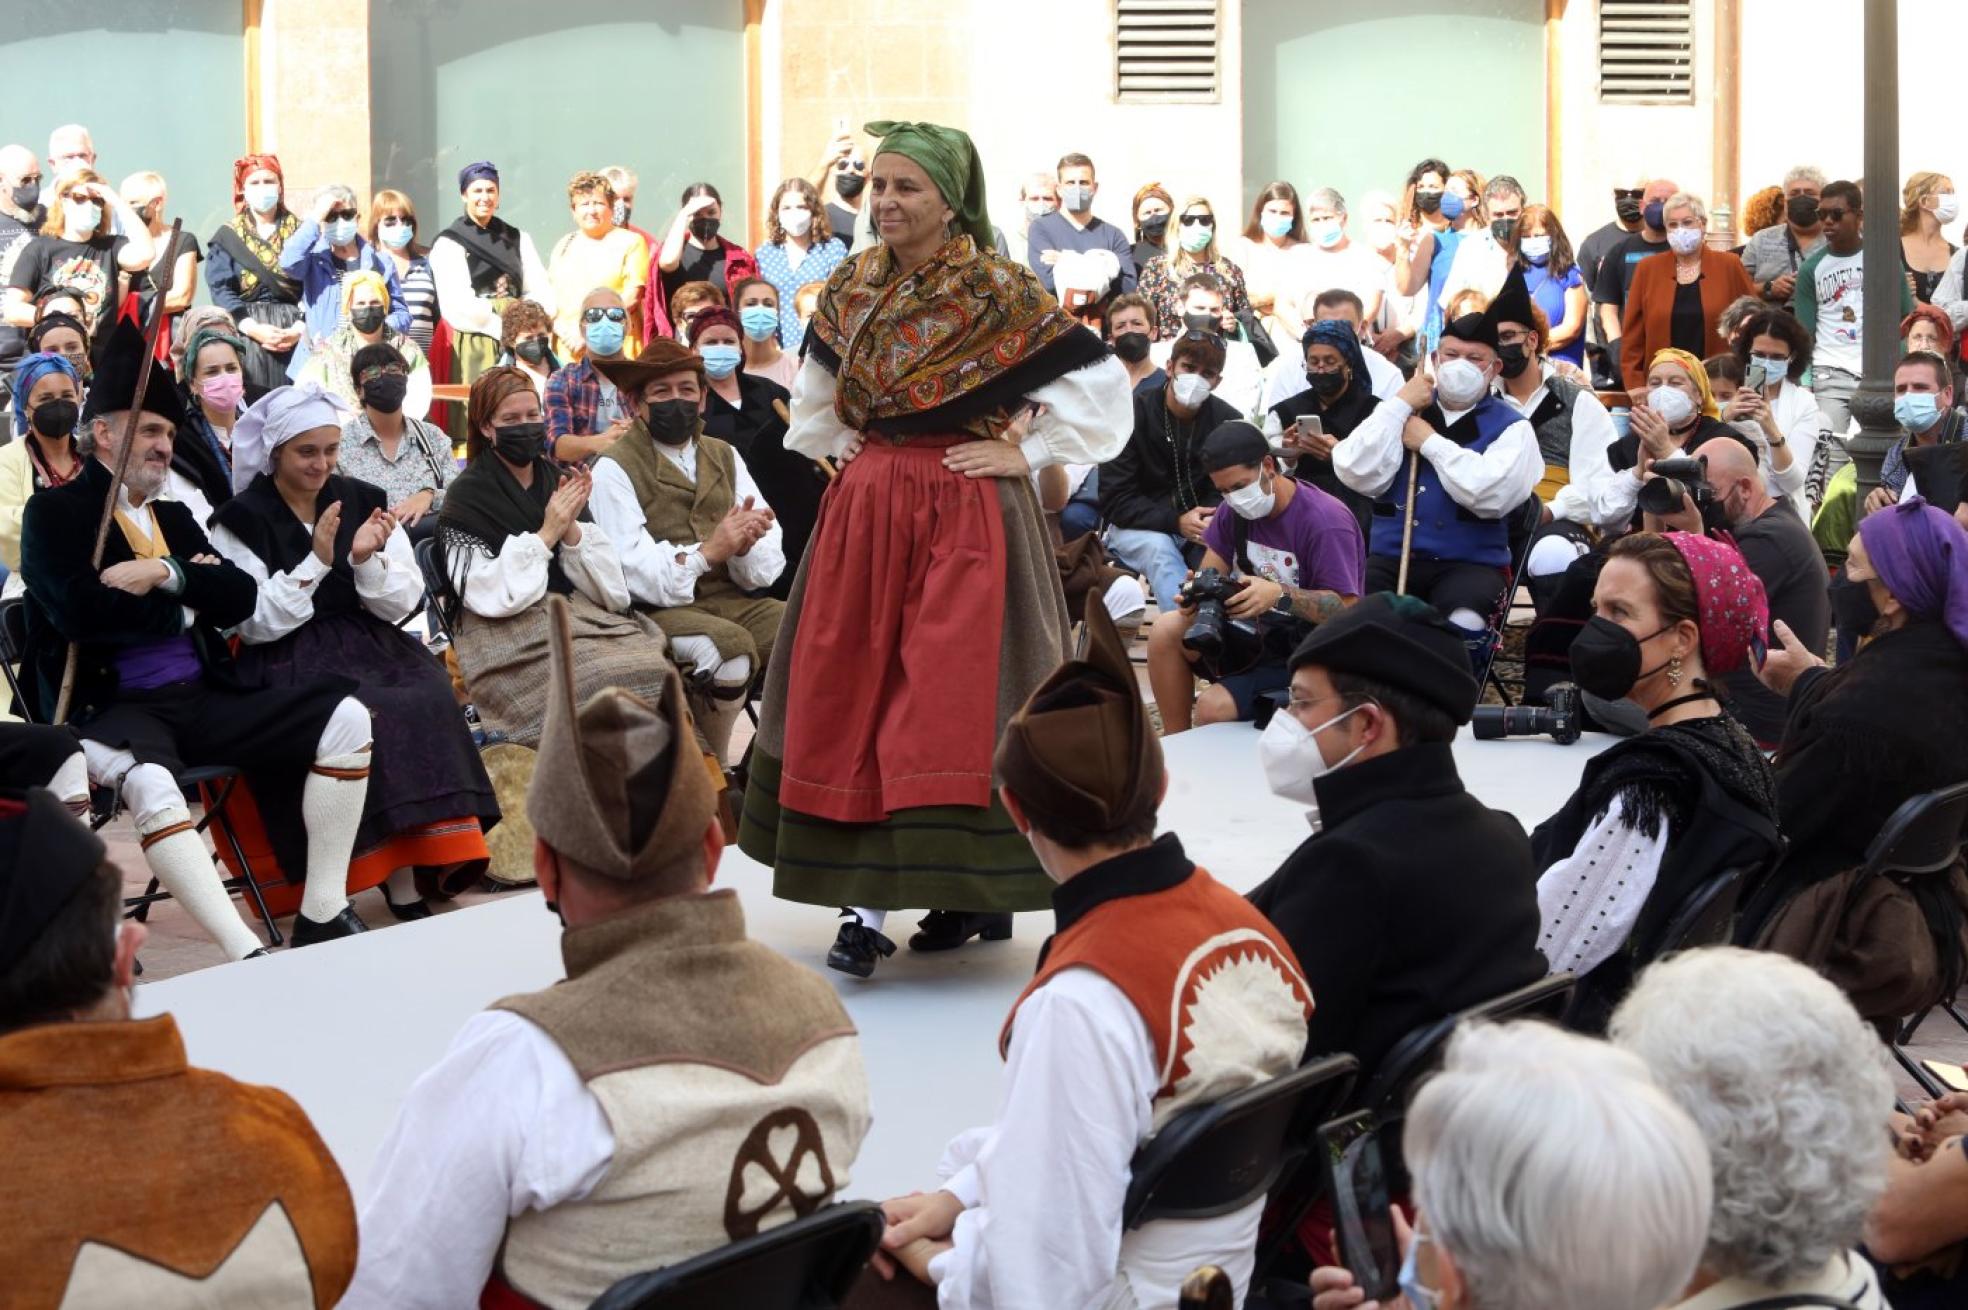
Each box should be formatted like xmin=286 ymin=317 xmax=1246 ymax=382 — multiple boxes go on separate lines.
xmin=290 ymin=904 xmax=372 ymax=947
xmin=243 ymin=948 xmax=272 ymax=959
xmin=907 ymin=910 xmax=1013 ymax=953
xmin=827 ymin=917 xmax=896 ymax=978
xmin=381 ymin=889 xmax=433 ymax=922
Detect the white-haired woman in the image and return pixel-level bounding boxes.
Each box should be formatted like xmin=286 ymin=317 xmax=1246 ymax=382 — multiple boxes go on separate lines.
xmin=1611 ymin=947 xmax=1895 ymax=1309
xmin=1619 ymin=191 xmax=1757 ymax=393
xmin=1313 ymin=1020 xmax=1712 ymax=1310
xmin=280 ymin=183 xmax=407 ymax=382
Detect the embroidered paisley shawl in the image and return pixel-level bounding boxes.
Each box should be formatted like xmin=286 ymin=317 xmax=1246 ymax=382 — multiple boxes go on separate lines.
xmin=809 ymin=234 xmax=1105 ymax=438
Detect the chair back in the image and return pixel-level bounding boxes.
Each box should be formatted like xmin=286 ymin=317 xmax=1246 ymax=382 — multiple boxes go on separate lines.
xmin=1858 ymin=780 xmax=1968 ymax=880
xmin=1632 ymin=864 xmax=1749 ymax=963
xmin=1356 ymin=973 xmax=1576 ymax=1120
xmin=0 ymin=596 xmax=33 ymax=720
xmin=586 ymin=1201 xmax=884 ymax=1310
xmin=1122 ymin=1053 xmax=1357 ymax=1229
xmin=413 ymin=535 xmax=454 ymax=642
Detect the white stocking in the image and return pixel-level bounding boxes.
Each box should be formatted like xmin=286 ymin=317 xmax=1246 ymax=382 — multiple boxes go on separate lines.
xmin=136 ymin=801 xmax=263 ymax=961
xmin=851 ymin=907 xmax=888 ymax=932
xmin=299 ymin=697 xmax=373 ymax=924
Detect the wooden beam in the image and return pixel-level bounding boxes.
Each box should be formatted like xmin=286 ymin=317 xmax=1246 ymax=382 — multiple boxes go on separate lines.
xmin=1544 ymin=0 xmax=1565 ymax=210
xmin=1712 ymin=0 xmax=1741 ymax=242
xmin=744 ymin=0 xmax=766 ymax=251
xmin=243 ymin=0 xmax=264 ymax=153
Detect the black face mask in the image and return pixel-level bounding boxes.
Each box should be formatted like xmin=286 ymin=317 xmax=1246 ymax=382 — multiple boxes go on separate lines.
xmin=644 ymin=398 xmax=698 ymax=446
xmin=1497 ymin=342 xmax=1533 ymax=379
xmin=1787 ymin=195 xmax=1820 ymax=227
xmin=1568 ymin=617 xmax=1670 ymax=701
xmin=1828 ymin=568 xmax=1880 ymax=640
xmin=833 ymin=172 xmax=865 ymax=201
xmin=690 ymin=215 xmax=721 ymax=244
xmin=30 ymin=397 xmax=76 ymax=441
xmin=514 ymin=337 xmax=549 ymax=365
xmin=492 ymin=420 xmax=545 ymax=465
xmin=362 ymin=372 xmax=409 ymax=414
xmin=1307 ymin=367 xmax=1347 ymax=398
xmin=1139 ymin=213 xmax=1170 ymax=242
xmin=1181 ymin=311 xmax=1220 ymax=335
xmin=1491 ymin=218 xmax=1518 ymax=243
xmin=1414 ymin=189 xmax=1443 ymax=215
xmin=11 ymin=181 xmax=38 ymax=212
xmin=1615 ymin=196 xmax=1644 ymax=225
xmin=1112 ymin=331 xmax=1151 ymax=364
xmin=349 ymin=305 xmax=386 ymax=334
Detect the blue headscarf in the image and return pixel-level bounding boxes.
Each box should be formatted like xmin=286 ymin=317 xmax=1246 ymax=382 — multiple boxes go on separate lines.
xmin=1303 ymin=319 xmax=1371 ymax=403
xmin=457 ymin=161 xmax=499 ymax=192
xmin=10 ymin=351 xmax=81 ymax=440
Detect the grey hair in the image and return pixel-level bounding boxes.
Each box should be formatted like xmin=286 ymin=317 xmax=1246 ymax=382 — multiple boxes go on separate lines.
xmin=1406 ymin=1021 xmax=1712 ymax=1310
xmin=1663 ymin=191 xmax=1709 ymax=225
xmin=1611 ymin=947 xmax=1895 ymax=1286
xmin=321 ymin=183 xmax=359 ymax=211
xmin=601 ymin=165 xmax=637 ymax=192
xmin=1019 ymin=171 xmax=1055 ymax=201
xmin=1305 ymin=187 xmax=1347 ymax=217
xmin=1784 ymin=164 xmax=1827 ymax=190
xmin=1716 ymin=294 xmax=1766 ymax=340
xmin=1485 ymin=174 xmax=1526 ymax=204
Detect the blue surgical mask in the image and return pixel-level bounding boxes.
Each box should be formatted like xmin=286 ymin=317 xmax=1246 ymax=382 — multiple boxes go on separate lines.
xmin=1312 ymin=221 xmax=1344 ymax=249
xmin=701 ymin=343 xmax=743 ymax=379
xmin=244 ymin=183 xmax=280 ymax=216
xmin=1261 ymin=213 xmax=1294 ymax=240
xmin=1895 ymin=391 xmax=1943 ymax=433
xmin=584 ymin=317 xmax=625 ymax=356
xmin=379 ymin=220 xmax=414 ymax=250
xmin=1399 ymin=1232 xmax=1442 ymax=1310
xmin=739 ymin=305 xmax=779 ymax=342
xmin=1519 ymin=235 xmax=1552 ymax=264
xmin=326 ymin=217 xmax=358 ymax=246
xmin=1439 ymin=191 xmax=1466 ymax=223
xmin=64 ymin=201 xmax=101 ymax=235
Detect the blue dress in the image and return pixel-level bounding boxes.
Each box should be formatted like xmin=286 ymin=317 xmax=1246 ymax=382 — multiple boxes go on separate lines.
xmin=1526 ymin=262 xmax=1586 ymax=366
xmin=755 ymin=238 xmax=847 ymax=347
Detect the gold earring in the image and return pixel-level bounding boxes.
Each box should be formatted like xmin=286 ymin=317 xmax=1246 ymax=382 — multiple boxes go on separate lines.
xmin=1668 ymin=655 xmax=1683 ymax=687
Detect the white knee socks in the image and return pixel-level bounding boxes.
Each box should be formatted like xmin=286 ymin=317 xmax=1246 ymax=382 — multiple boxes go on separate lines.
xmin=48 ymin=750 xmax=89 ymax=818
xmin=137 ymin=806 xmax=263 ymax=961
xmin=299 ymin=751 xmax=371 ymax=923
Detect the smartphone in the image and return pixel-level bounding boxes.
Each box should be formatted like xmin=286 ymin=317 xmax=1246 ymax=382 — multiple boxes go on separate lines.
xmin=1925 ymin=1059 xmax=1968 ymax=1093
xmin=1296 ymin=415 xmax=1324 ymax=440
xmin=1320 ymin=1111 xmax=1400 ymax=1302
xmin=1749 ymin=632 xmax=1768 ymax=669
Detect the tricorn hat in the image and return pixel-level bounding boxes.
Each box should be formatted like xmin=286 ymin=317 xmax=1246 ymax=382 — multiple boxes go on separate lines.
xmin=1485 ymin=266 xmax=1538 ymax=336
xmin=83 ymin=315 xmax=184 ymax=427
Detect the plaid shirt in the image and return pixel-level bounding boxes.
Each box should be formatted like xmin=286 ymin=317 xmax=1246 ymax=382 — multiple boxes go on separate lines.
xmin=544 ymin=358 xmax=606 ymax=456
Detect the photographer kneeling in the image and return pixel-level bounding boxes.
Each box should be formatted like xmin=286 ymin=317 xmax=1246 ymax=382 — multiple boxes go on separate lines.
xmin=1146 ymin=421 xmax=1363 ymax=734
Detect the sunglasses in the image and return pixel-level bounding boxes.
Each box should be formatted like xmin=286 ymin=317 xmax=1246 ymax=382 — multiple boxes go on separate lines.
xmin=838 ymin=160 xmax=867 ymax=175
xmin=1179 ymin=328 xmax=1223 ymax=345
xmin=324 ymin=208 xmax=358 ymax=223
xmin=1817 ymin=208 xmax=1852 ymax=222
xmin=1613 ymin=188 xmax=1644 ymax=200
xmin=1179 ymin=213 xmax=1215 ymax=227
xmin=357 ymin=365 xmax=407 ymax=384
xmin=582 ymin=307 xmax=628 ymax=324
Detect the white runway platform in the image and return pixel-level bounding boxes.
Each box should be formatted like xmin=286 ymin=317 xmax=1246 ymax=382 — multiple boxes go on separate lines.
xmin=140 ymin=722 xmax=1609 ymax=1203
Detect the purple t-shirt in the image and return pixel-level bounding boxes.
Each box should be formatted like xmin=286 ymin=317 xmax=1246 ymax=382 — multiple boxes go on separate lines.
xmin=1203 ymin=478 xmax=1365 ymax=595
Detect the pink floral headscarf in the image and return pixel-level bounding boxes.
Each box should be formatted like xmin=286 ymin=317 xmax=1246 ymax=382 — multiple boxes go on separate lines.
xmin=1663 ymin=531 xmax=1769 ymax=675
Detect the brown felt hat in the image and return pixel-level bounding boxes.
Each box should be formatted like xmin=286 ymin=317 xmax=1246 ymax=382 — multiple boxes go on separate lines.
xmin=995 ymin=586 xmax=1163 ymax=833
xmin=591 ymin=336 xmax=706 ymax=396
xmin=525 ymin=596 xmax=716 ymax=882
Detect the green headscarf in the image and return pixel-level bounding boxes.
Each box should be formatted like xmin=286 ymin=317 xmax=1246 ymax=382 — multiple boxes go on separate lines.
xmin=180 ymin=323 xmax=250 ymax=384
xmin=866 ymin=119 xmax=993 ymax=251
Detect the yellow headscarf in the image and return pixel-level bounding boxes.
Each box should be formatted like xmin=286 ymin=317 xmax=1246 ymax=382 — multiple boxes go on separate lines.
xmin=1646 ymin=347 xmax=1719 ymax=418
xmin=341 ymin=269 xmax=393 ymax=318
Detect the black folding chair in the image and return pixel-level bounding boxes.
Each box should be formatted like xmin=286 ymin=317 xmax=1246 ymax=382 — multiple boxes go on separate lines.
xmin=414 ymin=535 xmax=455 ymax=646
xmin=1630 ymin=864 xmax=1753 ymax=963
xmin=586 ymin=1201 xmax=884 ymax=1310
xmin=0 ymin=597 xmax=283 ymax=946
xmin=1473 ymin=495 xmax=1548 ymax=710
xmin=1123 ymin=1053 xmax=1358 ymax=1230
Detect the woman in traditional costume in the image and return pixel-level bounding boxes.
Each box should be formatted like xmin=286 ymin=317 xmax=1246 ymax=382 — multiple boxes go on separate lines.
xmin=737 ymin=121 xmax=1132 ymax=978
xmin=210 ymin=384 xmax=497 ymax=917
xmin=204 ymin=153 xmax=305 ymax=393
xmin=429 ymin=162 xmax=554 ymax=385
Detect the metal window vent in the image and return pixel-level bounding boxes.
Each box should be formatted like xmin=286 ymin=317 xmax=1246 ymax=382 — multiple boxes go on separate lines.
xmin=1116 ymin=0 xmax=1220 ymax=104
xmin=1599 ymin=0 xmax=1695 ymax=105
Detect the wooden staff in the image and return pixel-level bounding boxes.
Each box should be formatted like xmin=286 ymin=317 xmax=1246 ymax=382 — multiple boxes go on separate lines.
xmin=1394 ymin=448 xmax=1421 ymax=596
xmin=52 ymin=219 xmax=183 ymax=724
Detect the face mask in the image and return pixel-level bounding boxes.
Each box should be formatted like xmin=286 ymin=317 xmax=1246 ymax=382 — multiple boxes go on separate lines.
xmin=1262 ymin=213 xmax=1295 ymax=240
xmin=492 ymin=420 xmax=545 ymax=465
xmin=833 ymin=171 xmax=866 ymax=201
xmin=1313 ymin=222 xmax=1344 ymax=249
xmin=1434 ymin=357 xmax=1490 ymax=407
xmin=379 ymin=220 xmax=414 ymax=249
xmin=1895 ymin=391 xmax=1942 ymax=432
xmin=199 ymin=373 xmax=245 ymax=411
xmin=514 ymin=337 xmax=549 ymax=365
xmin=1182 ymin=311 xmax=1221 ymax=335
xmin=1259 ymin=701 xmax=1367 ymax=809
xmin=1569 ymin=616 xmax=1671 ymax=700
xmin=1643 ymin=200 xmax=1666 ymax=230
xmin=689 ymin=215 xmax=721 ymax=244
xmin=1667 ymin=227 xmax=1704 ymax=256
xmin=30 ymin=398 xmax=77 ymax=441
xmin=1519 ymin=235 xmax=1552 ymax=264
xmin=326 ymin=217 xmax=359 ymax=246
xmin=1497 ymin=342 xmax=1533 ymax=379
xmin=361 ymin=372 xmax=408 ymax=413
xmin=1170 ymin=373 xmax=1213 ymax=408
xmin=1936 ymin=193 xmax=1961 ymax=224
xmin=700 ymin=343 xmax=743 ymax=379
xmin=1490 ymin=217 xmax=1518 ymax=243
xmin=1414 ymin=189 xmax=1444 ymax=216
xmin=1026 ymin=199 xmax=1059 ymax=219
xmin=1308 ymin=367 xmax=1347 ymax=398
xmin=1398 ymin=1233 xmax=1442 ymax=1310
xmin=1615 ymin=195 xmax=1644 ymax=224
xmin=1648 ymin=383 xmax=1697 ymax=427
xmin=245 ymin=183 xmax=281 ymax=216
xmin=1828 ymin=567 xmax=1881 ymax=640
xmin=778 ymin=207 xmax=813 ymax=238
xmin=1438 ymin=191 xmax=1466 ymax=223
xmin=1787 ymin=194 xmax=1819 ymax=227
xmin=585 ymin=316 xmax=625 ymax=356
xmin=64 ymin=202 xmax=100 ymax=235
xmin=644 ymin=397 xmax=698 ymax=445
xmin=1367 ymin=219 xmax=1397 ymax=248
xmin=1224 ymin=472 xmax=1276 ymax=520
xmin=1179 ymin=222 xmax=1215 ymax=254
xmin=1060 ymin=183 xmax=1093 ymax=214
xmin=1139 ymin=212 xmax=1169 ymax=241
xmin=12 ymin=180 xmax=39 ymax=212
xmin=349 ymin=304 xmax=386 ymax=334
xmin=740 ymin=305 xmax=780 ymax=342
xmin=612 ymin=199 xmax=631 ymax=226
xmin=1749 ymin=354 xmax=1790 ymax=389
xmin=1112 ymin=331 xmax=1151 ymax=363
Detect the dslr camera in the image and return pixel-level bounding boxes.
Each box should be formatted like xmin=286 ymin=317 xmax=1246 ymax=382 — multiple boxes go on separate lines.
xmin=1637 ymin=455 xmax=1725 ymax=531
xmin=1178 ymin=567 xmax=1245 ymax=659
xmin=1471 ymin=682 xmax=1583 ymax=745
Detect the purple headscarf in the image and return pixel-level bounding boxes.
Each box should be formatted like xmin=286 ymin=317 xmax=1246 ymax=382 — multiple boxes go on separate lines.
xmin=1857 ymin=496 xmax=1968 ymax=651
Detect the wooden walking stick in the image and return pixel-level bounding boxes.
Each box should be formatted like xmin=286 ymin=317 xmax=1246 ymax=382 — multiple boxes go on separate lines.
xmin=1394 ymin=447 xmax=1421 ymax=596
xmin=52 ymin=219 xmax=184 ymax=724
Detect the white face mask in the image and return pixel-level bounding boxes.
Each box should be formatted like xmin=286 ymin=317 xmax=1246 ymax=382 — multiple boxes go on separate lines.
xmin=1259 ymin=701 xmax=1368 ymax=814
xmin=778 ymin=206 xmax=813 ymax=238
xmin=64 ymin=201 xmax=101 ymax=237
xmin=1434 ymin=356 xmax=1490 ymax=407
xmin=1170 ymin=373 xmax=1213 ymax=408
xmin=1666 ymin=226 xmax=1704 ymax=256
xmin=1935 ymin=192 xmax=1960 ymax=224
xmin=1223 ymin=472 xmax=1276 ymax=520
xmin=1648 ymin=383 xmax=1697 ymax=427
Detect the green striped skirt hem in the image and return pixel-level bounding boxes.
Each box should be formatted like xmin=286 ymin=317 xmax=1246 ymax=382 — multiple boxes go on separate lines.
xmin=739 ymin=748 xmax=1054 ymax=912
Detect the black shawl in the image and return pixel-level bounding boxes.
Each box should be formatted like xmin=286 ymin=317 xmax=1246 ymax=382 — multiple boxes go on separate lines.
xmin=439 ymin=215 xmax=524 ymax=297
xmin=210 ymin=473 xmax=388 ymax=621
xmin=436 ymin=453 xmax=582 ymax=627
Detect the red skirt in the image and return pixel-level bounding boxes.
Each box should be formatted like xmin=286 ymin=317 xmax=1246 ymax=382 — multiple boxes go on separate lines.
xmin=777 ymin=438 xmax=1007 ymax=823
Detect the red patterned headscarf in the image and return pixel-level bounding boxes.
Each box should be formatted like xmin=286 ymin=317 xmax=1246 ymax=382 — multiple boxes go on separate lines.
xmin=231 ymin=153 xmax=284 ymax=211
xmin=1663 ymin=531 xmax=1768 ymax=675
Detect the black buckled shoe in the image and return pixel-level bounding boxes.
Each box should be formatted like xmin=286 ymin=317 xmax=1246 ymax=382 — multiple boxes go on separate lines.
xmin=290 ymin=904 xmax=372 ymax=947
xmin=907 ymin=910 xmax=1013 ymax=953
xmin=381 ymin=886 xmax=434 ymax=922
xmin=827 ymin=915 xmax=897 ymax=978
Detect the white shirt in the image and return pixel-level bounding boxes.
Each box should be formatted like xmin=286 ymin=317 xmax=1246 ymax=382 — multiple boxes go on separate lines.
xmin=1276 ymin=241 xmax=1389 ymax=337
xmin=1809 ymin=247 xmax=1866 ymax=374
xmin=926 ymin=967 xmax=1266 ymax=1310
xmin=1498 ymin=366 xmax=1622 ymax=529
xmin=429 ymin=225 xmax=555 ymax=338
xmin=1439 ymin=230 xmax=1511 ymax=314
xmin=1333 ymin=392 xmax=1543 ymax=518
xmin=1533 ymin=794 xmax=1673 ymax=976
xmin=785 ymin=354 xmax=1133 ymax=469
xmin=1148 ymin=339 xmax=1264 ymax=421
xmin=1259 ymin=340 xmax=1402 ymax=418
xmin=342 ymin=1010 xmax=616 ymax=1310
xmin=1934 ymin=244 xmax=1968 ymax=332
xmin=446 ymin=521 xmax=632 ymax=619
xmin=209 ymin=518 xmax=423 ymax=643
xmin=1759 ymin=379 xmax=1824 ymax=520
xmin=588 ymin=439 xmax=786 ymax=607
